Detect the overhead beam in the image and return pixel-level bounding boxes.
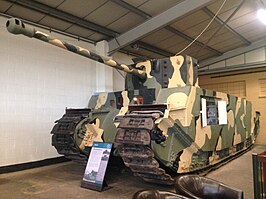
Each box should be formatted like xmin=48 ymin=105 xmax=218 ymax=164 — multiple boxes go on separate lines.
xmin=8 ymin=0 xmax=171 ymax=57
xmin=202 ymin=7 xmax=251 ymax=46
xmin=7 ymin=0 xmax=118 ymax=37
xmin=111 ymin=0 xmax=222 ymax=56
xmin=164 ymin=26 xmax=222 ymax=55
xmin=108 ymin=0 xmax=213 ymax=54
xmin=110 ymin=0 xmax=150 ymax=19
xmin=137 ymin=41 xmax=173 ymax=57
xmin=199 ymin=62 xmax=266 ymax=75
xmin=197 ymin=0 xmax=246 ymax=55
xmin=200 ymin=38 xmax=266 ymax=67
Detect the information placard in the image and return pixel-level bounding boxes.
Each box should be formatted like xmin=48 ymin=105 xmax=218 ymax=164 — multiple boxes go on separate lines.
xmin=81 ymin=142 xmax=112 ymax=191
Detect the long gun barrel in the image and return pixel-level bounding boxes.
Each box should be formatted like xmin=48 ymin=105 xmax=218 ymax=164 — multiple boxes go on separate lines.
xmin=6 ymin=18 xmax=146 ymax=80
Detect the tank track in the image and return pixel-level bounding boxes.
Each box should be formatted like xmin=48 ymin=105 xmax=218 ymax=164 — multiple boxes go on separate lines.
xmin=115 ymin=110 xmax=174 ymax=185
xmin=51 ymin=108 xmax=91 ymax=164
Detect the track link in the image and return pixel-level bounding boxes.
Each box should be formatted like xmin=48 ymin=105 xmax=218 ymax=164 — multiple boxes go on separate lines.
xmin=115 ymin=111 xmax=174 ymax=185
xmin=51 ymin=108 xmax=91 ymax=164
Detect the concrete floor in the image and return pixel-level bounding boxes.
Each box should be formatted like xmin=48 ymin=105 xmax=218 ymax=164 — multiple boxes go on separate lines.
xmin=0 ymin=145 xmax=265 ymax=199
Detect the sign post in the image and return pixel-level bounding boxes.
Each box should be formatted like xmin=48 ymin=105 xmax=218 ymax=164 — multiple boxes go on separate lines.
xmin=81 ymin=142 xmax=112 ymax=191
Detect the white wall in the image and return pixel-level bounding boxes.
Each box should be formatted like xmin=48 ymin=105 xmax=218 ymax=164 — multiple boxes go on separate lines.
xmin=0 ymin=16 xmax=97 ymax=166
xmin=112 ymin=52 xmax=134 ymax=91
xmin=96 ymin=40 xmax=114 ymax=92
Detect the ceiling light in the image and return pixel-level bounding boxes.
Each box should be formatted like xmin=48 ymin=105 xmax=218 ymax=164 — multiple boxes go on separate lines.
xmin=257 ymin=9 xmax=266 ymax=25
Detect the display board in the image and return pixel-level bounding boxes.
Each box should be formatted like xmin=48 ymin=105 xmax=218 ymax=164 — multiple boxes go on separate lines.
xmin=81 ymin=142 xmax=112 ymax=191
xmin=201 ymin=98 xmax=207 ymax=127
xmin=218 ymin=100 xmax=227 ymax=125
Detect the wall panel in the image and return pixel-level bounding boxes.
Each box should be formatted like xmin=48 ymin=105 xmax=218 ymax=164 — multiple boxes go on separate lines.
xmin=0 ymin=16 xmax=97 ymax=166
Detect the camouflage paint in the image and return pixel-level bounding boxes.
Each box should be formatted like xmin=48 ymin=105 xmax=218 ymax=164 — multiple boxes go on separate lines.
xmin=7 ymin=18 xmax=260 ymax=176
xmin=79 ymin=118 xmax=103 ymax=149
xmin=152 ymin=86 xmax=259 ymax=173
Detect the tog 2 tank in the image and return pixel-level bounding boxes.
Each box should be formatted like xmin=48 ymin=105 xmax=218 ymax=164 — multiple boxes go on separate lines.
xmin=6 ymin=18 xmax=260 ymax=185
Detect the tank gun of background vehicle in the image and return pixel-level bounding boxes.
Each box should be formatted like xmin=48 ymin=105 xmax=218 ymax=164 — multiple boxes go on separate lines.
xmin=6 ymin=18 xmax=147 ymax=80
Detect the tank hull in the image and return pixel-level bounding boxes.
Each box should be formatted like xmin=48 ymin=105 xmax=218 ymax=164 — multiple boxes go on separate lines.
xmin=51 ymin=86 xmax=260 ymax=184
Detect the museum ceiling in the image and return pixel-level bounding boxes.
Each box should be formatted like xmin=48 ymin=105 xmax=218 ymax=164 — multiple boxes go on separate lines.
xmin=1 ymin=0 xmax=266 ymax=63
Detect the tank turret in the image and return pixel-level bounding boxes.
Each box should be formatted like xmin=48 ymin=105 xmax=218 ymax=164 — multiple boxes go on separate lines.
xmin=6 ymin=18 xmax=199 ymax=92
